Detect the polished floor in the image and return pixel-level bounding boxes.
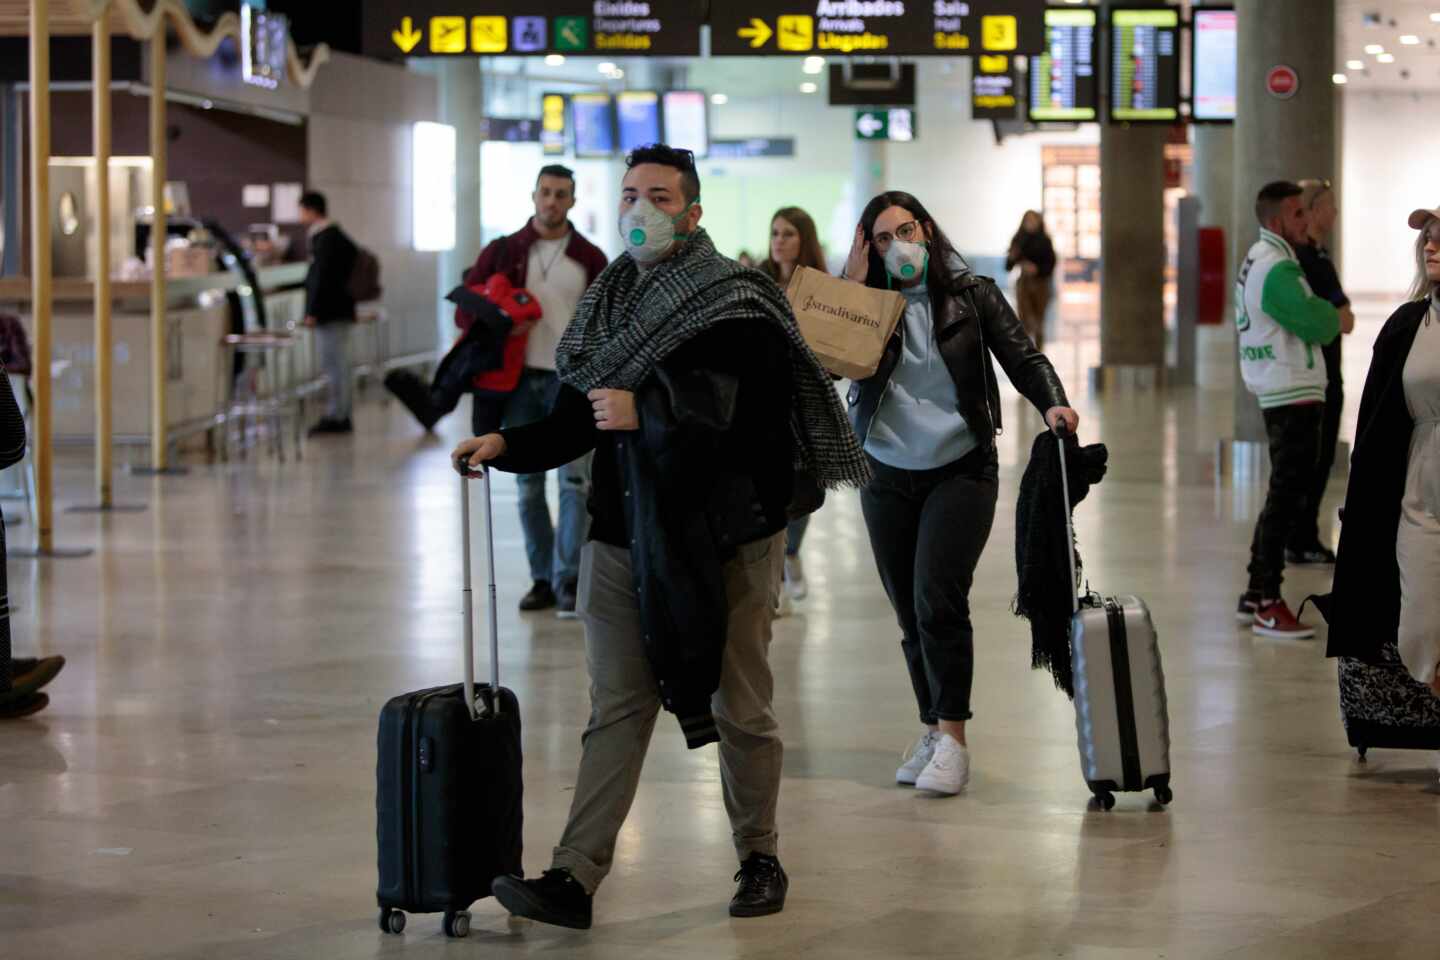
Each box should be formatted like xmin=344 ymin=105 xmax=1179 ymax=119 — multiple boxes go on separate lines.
xmin=3 ymin=303 xmax=1438 ymax=960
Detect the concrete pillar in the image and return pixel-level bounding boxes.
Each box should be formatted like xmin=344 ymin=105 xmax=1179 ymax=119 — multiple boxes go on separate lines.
xmin=1098 ymin=122 xmax=1168 ymax=378
xmin=434 ymin=59 xmax=483 ymax=349
xmin=1231 ymin=0 xmax=1337 ymax=442
xmin=1193 ymin=125 xmax=1235 ymax=259
xmin=853 ymin=139 xmax=886 ymax=228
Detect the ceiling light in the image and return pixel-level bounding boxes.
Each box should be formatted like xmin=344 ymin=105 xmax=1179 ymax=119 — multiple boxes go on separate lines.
xmin=1432 ymin=12 xmax=1440 ymax=23
xmin=1401 ymin=34 xmax=1421 ymax=45
xmin=1365 ymin=43 xmax=1385 ymax=54
xmin=609 ymin=68 xmax=625 ymax=79
xmin=1347 ymin=59 xmax=1364 ymax=69
xmin=1332 ymin=73 xmax=1348 ymax=85
xmin=800 ymin=81 xmax=818 ymax=94
xmin=544 ymin=54 xmax=565 ymax=67
xmin=1378 ymin=52 xmax=1396 ymax=63
xmin=597 ymin=62 xmax=617 ymax=74
xmin=710 ymin=93 xmax=728 ymax=105
xmin=803 ymin=56 xmax=825 ymax=74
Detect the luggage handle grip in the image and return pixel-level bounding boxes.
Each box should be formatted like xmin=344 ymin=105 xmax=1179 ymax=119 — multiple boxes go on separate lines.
xmin=460 ymin=469 xmax=502 ymax=721
xmin=1053 ymin=422 xmax=1080 ymax=616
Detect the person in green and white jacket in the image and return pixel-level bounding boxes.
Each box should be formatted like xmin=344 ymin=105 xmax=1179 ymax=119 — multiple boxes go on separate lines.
xmin=1235 ymin=180 xmax=1342 ymax=639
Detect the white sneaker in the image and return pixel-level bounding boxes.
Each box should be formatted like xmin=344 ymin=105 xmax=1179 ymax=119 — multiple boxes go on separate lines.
xmin=784 ymin=556 xmax=808 ymax=601
xmin=896 ymin=730 xmax=942 ymax=785
xmin=914 ymin=734 xmax=970 ymax=796
xmin=773 ymin=588 xmax=794 ymax=619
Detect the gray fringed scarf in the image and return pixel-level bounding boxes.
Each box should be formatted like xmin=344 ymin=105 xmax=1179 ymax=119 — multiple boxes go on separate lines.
xmin=555 ymin=229 xmax=870 ymax=489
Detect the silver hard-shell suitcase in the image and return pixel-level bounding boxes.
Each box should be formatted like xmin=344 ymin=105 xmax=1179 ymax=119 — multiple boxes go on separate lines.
xmin=1057 ymin=426 xmax=1173 ymax=810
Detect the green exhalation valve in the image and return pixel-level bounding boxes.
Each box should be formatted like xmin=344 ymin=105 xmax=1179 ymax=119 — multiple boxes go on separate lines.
xmin=629 ymin=228 xmax=647 ymax=245
xmin=901 ymin=263 xmax=917 ymax=278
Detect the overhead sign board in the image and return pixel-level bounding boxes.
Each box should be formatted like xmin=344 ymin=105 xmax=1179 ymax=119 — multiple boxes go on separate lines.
xmin=855 ymin=108 xmax=916 ymax=142
xmin=971 ymin=53 xmax=1018 ymax=120
xmin=710 ymin=1 xmax=1048 ymax=57
xmin=364 ymin=2 xmax=704 ymax=58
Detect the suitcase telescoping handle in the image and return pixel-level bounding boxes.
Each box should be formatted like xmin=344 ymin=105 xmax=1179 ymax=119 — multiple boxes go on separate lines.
xmin=1054 ymin=422 xmax=1080 ymax=616
xmin=459 ymin=468 xmax=502 ymax=721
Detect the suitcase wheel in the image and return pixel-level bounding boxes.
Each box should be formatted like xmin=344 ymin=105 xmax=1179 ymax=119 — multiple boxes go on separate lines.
xmin=379 ymin=908 xmax=406 ymax=935
xmin=1153 ymin=785 xmax=1173 ymax=806
xmin=1093 ymin=791 xmax=1116 ymax=812
xmin=443 ymin=910 xmax=471 ymax=939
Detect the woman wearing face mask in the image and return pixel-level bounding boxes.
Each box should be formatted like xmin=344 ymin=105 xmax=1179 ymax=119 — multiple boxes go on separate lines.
xmin=761 ymin=207 xmax=828 ymax=604
xmin=842 ymin=192 xmax=1078 ymax=796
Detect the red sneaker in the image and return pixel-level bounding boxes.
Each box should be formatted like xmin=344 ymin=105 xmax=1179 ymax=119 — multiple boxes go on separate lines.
xmin=1253 ymin=599 xmax=1316 ymax=640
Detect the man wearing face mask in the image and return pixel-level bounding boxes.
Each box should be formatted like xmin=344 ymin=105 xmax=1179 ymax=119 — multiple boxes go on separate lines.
xmin=453 ymin=144 xmax=868 ymax=928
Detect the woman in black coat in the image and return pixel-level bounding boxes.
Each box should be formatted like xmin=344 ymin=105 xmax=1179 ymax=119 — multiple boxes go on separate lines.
xmin=1326 ymin=207 xmax=1440 ymax=697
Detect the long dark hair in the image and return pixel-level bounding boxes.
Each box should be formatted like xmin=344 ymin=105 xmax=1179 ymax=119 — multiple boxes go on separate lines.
xmin=761 ymin=206 xmax=826 ymax=283
xmin=859 ymin=191 xmax=967 ymax=320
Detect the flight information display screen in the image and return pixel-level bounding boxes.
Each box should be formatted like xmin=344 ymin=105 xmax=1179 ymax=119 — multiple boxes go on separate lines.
xmin=572 ymin=93 xmax=616 ymax=158
xmin=1109 ymin=7 xmax=1181 ymax=122
xmin=1029 ymin=7 xmax=1098 ymax=122
xmin=661 ymin=91 xmax=709 ymax=158
xmin=1192 ymin=7 xmax=1237 ymax=122
xmin=616 ymin=91 xmax=662 ymax=153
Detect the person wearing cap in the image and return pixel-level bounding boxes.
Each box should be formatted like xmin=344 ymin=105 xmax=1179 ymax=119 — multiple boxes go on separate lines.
xmin=1234 ymin=181 xmax=1341 ymax=639
xmin=1290 ymin=179 xmax=1356 ymax=566
xmin=1325 ymin=206 xmax=1440 ymax=695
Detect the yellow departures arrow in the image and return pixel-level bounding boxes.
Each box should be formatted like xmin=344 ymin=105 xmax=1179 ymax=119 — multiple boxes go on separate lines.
xmin=738 ymin=18 xmax=773 ymax=49
xmin=392 ymin=16 xmax=422 ymax=54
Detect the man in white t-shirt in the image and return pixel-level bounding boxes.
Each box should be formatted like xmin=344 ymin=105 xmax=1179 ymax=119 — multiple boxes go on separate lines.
xmin=462 ymin=166 xmax=609 ymax=617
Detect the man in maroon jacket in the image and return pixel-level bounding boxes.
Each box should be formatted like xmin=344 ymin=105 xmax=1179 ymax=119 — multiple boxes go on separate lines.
xmin=465 ymin=165 xmax=608 ymax=616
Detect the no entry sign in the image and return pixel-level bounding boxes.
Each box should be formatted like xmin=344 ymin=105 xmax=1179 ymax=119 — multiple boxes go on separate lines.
xmin=1266 ymin=65 xmax=1299 ymax=100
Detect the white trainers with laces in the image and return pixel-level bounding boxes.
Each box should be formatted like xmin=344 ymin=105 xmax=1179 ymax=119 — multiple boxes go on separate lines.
xmin=784 ymin=556 xmax=808 ymax=601
xmin=914 ymin=734 xmax=970 ymax=796
xmin=896 ymin=730 xmax=942 ymax=785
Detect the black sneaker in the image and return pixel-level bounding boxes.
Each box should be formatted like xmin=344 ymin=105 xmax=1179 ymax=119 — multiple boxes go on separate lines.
xmin=519 ymin=580 xmax=557 ymax=612
xmin=492 ymin=869 xmax=592 ymax=930
xmin=8 ymin=656 xmax=65 ymax=697
xmin=1237 ymin=591 xmax=1262 ymax=624
xmin=729 ymin=853 xmax=788 ymax=918
xmin=556 ymin=580 xmax=579 ymax=620
xmin=1286 ymin=544 xmax=1337 ymax=566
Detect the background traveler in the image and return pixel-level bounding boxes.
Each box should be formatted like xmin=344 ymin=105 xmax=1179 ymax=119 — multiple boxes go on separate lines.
xmin=1290 ymin=178 xmax=1356 ymax=565
xmin=759 ymin=206 xmax=828 ymax=605
xmin=299 ymin=191 xmax=360 ymax=436
xmin=1005 ymin=210 xmax=1058 ymax=349
xmin=1234 ymin=181 xmax=1341 ymax=639
xmin=454 ymin=144 xmax=867 ymax=929
xmin=843 ymin=191 xmax=1077 ymax=796
xmin=460 ymin=165 xmax=608 ymax=617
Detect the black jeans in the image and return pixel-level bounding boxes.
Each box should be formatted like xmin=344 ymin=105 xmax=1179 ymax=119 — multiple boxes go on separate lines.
xmin=1247 ymin=403 xmax=1324 ymax=596
xmin=1289 ymin=381 xmax=1343 ymax=550
xmin=860 ymin=446 xmax=999 ymax=725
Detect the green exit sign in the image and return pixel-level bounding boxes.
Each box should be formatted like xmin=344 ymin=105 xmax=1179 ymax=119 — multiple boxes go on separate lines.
xmin=855 ymin=108 xmax=917 ymax=142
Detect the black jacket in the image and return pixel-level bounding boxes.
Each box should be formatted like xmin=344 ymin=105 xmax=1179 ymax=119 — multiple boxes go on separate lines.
xmin=1007 ymin=231 xmax=1057 ymax=280
xmin=1296 ymin=242 xmax=1349 ymax=386
xmin=1321 ymin=299 xmax=1426 ymax=661
xmin=492 ymin=318 xmax=794 ymax=747
xmin=847 ymin=271 xmax=1069 ymax=447
xmin=304 ymin=224 xmax=359 ymax=324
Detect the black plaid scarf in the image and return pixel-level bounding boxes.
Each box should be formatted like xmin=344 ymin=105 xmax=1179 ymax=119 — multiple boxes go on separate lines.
xmin=555 ymin=229 xmax=870 ymax=489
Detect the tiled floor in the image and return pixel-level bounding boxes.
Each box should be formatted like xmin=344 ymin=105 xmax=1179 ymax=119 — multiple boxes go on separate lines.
xmin=2 ymin=308 xmax=1436 ymax=959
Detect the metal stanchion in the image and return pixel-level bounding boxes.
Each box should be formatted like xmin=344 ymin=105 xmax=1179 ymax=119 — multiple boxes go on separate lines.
xmin=69 ymin=8 xmax=146 ymax=515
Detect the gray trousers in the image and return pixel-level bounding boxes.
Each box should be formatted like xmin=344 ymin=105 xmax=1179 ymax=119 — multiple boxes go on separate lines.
xmin=313 ymin=322 xmax=352 ymax=420
xmin=552 ymin=534 xmax=785 ymax=894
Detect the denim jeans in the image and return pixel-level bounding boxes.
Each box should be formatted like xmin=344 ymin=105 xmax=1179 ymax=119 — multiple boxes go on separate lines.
xmin=551 ymin=535 xmax=784 ymax=894
xmin=785 ymin=515 xmax=809 ymax=557
xmin=496 ymin=368 xmax=592 ymax=587
xmin=313 ymin=323 xmax=352 ymax=420
xmin=860 ymin=446 xmax=999 ymax=725
xmin=1247 ymin=403 xmax=1324 ymax=596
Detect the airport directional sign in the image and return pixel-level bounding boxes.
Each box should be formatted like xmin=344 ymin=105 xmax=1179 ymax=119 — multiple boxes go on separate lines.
xmin=710 ymin=1 xmax=1048 ymax=57
xmin=855 ymin=108 xmax=917 ymax=142
xmin=363 ymin=1 xmax=704 ymax=58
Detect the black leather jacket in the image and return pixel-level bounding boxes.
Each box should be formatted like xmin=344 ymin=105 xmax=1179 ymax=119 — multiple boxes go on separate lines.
xmin=848 ymin=271 xmax=1069 ymax=446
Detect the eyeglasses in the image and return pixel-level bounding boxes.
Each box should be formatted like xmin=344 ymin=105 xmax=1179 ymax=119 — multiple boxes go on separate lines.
xmin=873 ymin=220 xmax=922 ymax=251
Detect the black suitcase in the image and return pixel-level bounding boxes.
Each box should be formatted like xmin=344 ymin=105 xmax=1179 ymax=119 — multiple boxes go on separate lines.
xmin=376 ymin=470 xmax=523 ymax=939
xmin=1339 ymin=641 xmax=1440 ymax=760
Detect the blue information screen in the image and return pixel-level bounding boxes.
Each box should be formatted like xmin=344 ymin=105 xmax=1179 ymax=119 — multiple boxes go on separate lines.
xmin=572 ymin=94 xmax=616 ymax=157
xmin=617 ymin=91 xmax=662 ymax=153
